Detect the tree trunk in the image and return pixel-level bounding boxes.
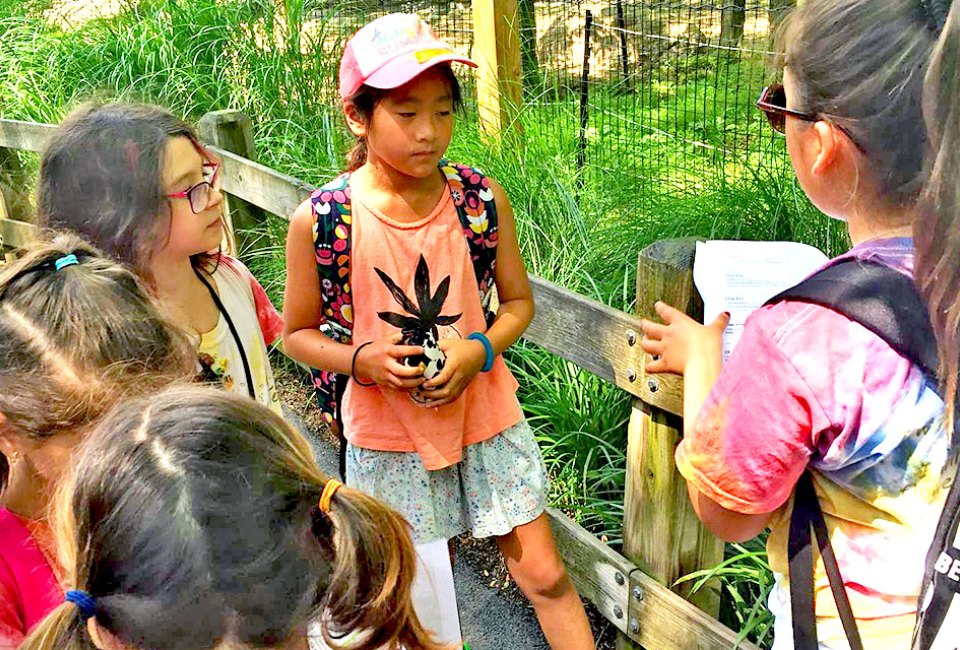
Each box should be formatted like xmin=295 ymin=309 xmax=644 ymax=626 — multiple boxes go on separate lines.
xmin=719 ymin=0 xmax=747 ymax=48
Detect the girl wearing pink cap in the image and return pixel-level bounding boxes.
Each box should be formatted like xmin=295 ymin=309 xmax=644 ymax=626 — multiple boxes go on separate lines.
xmin=283 ymin=13 xmax=596 ymax=650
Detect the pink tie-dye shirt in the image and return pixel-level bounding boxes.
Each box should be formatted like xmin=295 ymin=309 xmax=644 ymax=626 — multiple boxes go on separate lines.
xmin=676 ymin=238 xmax=951 ymax=649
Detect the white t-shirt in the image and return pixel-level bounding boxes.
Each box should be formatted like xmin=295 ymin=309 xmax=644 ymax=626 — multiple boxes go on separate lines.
xmin=196 ymin=256 xmax=283 ymax=416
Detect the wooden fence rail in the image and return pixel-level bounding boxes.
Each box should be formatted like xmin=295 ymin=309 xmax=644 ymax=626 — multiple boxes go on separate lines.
xmin=0 ymin=114 xmax=756 ymax=650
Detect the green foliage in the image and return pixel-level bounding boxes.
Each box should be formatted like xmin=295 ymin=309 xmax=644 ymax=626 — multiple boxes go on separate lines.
xmin=0 ymin=2 xmax=847 ymax=644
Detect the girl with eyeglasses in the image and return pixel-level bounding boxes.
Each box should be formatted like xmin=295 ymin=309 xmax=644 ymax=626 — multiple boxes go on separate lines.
xmin=641 ymin=0 xmax=959 ymax=647
xmin=38 ymin=103 xmax=285 ymax=414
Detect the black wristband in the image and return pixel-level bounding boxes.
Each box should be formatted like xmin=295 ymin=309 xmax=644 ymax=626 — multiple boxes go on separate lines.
xmin=351 ymin=342 xmax=376 ymax=387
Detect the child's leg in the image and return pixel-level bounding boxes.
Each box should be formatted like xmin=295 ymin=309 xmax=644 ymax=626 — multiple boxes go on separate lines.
xmin=496 ymin=513 xmax=596 ymax=650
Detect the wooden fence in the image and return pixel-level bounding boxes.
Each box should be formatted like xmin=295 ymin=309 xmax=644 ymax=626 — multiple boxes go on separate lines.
xmin=0 ymin=111 xmax=758 ymax=650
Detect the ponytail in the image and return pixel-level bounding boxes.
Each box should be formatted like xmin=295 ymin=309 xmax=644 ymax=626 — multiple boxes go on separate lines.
xmin=20 ymin=602 xmax=86 ymax=650
xmin=915 ymin=0 xmax=960 ymax=436
xmin=346 ymin=137 xmax=368 ymax=172
xmin=318 ymin=486 xmax=445 ymax=650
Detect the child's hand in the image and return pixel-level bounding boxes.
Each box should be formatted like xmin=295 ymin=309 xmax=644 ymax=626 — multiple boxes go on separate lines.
xmin=416 ymin=338 xmax=487 ymax=407
xmin=640 ymin=302 xmax=729 ymax=376
xmin=354 ymin=334 xmax=427 ymax=390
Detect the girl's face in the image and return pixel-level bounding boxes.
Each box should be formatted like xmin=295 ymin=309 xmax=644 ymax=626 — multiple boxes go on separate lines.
xmin=0 ymin=415 xmax=85 ymax=490
xmin=354 ymin=67 xmax=455 ymax=178
xmin=158 ymin=136 xmax=225 ymax=260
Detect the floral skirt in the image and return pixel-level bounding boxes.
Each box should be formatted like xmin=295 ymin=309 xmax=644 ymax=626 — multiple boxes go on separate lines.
xmin=345 ymin=418 xmax=548 ymax=544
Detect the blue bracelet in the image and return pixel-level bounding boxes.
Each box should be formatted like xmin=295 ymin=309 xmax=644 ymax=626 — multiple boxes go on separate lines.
xmin=467 ymin=332 xmax=495 ymax=372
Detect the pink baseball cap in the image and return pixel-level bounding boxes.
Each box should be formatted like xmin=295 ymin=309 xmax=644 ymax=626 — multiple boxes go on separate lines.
xmin=339 ymin=13 xmax=477 ymax=100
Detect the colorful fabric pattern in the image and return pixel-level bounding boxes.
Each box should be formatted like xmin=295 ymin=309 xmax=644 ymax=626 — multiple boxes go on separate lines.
xmin=345 ymin=419 xmax=547 ymax=544
xmin=309 ymin=161 xmax=499 ymax=423
xmin=676 ymin=238 xmax=951 ymax=649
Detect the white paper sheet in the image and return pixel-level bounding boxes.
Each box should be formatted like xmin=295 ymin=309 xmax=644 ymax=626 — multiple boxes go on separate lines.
xmin=410 ymin=538 xmax=462 ymax=644
xmin=693 ymin=240 xmax=829 ymax=362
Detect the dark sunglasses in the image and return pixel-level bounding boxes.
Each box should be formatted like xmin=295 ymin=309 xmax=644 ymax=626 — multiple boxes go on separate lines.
xmin=755 ymin=84 xmax=819 ymax=134
xmin=756 ymin=84 xmax=864 ymax=151
xmin=165 ymin=141 xmax=222 ymax=214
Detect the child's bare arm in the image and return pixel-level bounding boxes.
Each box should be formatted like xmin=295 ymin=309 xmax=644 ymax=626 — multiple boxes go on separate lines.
xmin=484 ymin=178 xmax=536 ymax=352
xmin=642 ymin=303 xmax=770 ymax=541
xmin=283 ymin=200 xmax=424 ymax=389
xmin=421 ymin=179 xmax=534 ymax=405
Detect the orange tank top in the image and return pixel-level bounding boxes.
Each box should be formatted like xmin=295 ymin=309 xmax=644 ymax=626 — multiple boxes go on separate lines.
xmin=342 ymin=182 xmax=524 ymax=470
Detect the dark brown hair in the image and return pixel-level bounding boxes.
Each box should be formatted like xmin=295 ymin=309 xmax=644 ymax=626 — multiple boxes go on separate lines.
xmin=0 ymin=232 xmax=195 ymax=491
xmin=779 ymin=0 xmax=960 ymax=430
xmin=37 ymin=102 xmax=217 ymax=280
xmin=915 ymin=2 xmax=960 ymax=429
xmin=21 ymin=386 xmax=445 ymax=650
xmin=345 ymin=64 xmax=463 ymax=171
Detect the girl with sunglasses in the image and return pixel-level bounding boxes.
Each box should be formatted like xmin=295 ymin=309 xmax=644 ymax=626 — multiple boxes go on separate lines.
xmin=641 ymin=0 xmax=959 ymax=647
xmin=38 ymin=103 xmax=285 ymax=414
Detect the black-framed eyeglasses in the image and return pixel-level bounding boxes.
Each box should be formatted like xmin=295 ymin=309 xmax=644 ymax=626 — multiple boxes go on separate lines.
xmin=165 ymin=142 xmax=221 ymax=214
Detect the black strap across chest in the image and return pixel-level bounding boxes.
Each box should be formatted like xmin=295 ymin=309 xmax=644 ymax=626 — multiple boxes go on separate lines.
xmin=765 ymin=258 xmax=939 ymax=650
xmin=194 ymin=268 xmax=257 ymax=400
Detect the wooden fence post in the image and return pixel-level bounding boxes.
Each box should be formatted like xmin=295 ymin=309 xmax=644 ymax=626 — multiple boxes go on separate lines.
xmin=617 ymin=238 xmax=725 ymax=649
xmin=472 ymin=0 xmax=524 ymax=144
xmin=198 ymin=110 xmax=268 ymax=256
xmin=0 ymin=146 xmax=34 ymax=262
xmin=0 ymin=147 xmax=33 ymax=225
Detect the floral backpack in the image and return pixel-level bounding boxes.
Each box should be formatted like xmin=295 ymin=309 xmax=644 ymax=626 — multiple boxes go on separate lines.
xmin=309 ymin=161 xmax=499 ymax=424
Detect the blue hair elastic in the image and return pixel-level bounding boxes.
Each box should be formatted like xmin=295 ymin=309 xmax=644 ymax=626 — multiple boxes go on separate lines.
xmin=54 ymin=254 xmax=80 ymax=271
xmin=64 ymin=590 xmax=97 ymax=620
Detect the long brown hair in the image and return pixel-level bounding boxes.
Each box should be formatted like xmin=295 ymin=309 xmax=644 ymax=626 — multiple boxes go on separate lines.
xmin=915 ymin=2 xmax=960 ymax=427
xmin=37 ymin=102 xmax=219 ymax=281
xmin=21 ymin=386 xmax=445 ymax=650
xmin=0 ymin=232 xmax=195 ymax=490
xmin=779 ymin=0 xmax=960 ymax=430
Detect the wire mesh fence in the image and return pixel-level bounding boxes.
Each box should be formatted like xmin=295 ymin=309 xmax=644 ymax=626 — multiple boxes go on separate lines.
xmin=305 ymin=0 xmax=794 ymax=202
xmin=523 ymin=0 xmax=794 ymax=196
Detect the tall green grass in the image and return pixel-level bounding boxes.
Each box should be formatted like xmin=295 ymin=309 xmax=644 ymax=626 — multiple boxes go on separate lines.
xmin=0 ymin=2 xmax=849 ymax=644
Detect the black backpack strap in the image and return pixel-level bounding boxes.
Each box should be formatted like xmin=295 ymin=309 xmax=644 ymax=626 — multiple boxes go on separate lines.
xmin=769 ymin=257 xmax=939 ymax=650
xmin=767 ymin=258 xmax=938 ymax=380
xmin=789 ymin=472 xmax=865 ymax=650
xmin=913 ymin=461 xmax=960 ymax=649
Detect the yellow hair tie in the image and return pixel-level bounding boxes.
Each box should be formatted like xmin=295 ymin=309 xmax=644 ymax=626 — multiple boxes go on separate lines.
xmin=319 ymin=479 xmax=343 ymax=515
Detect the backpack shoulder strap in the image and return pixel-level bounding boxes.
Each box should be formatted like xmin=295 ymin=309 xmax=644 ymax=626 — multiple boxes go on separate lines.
xmin=441 ymin=161 xmax=500 ymax=326
xmin=789 ymin=472 xmax=865 ymax=650
xmin=770 ymin=258 xmax=938 ymax=650
xmin=309 ymin=173 xmax=353 ymax=424
xmin=767 ymin=258 xmax=938 ymax=380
